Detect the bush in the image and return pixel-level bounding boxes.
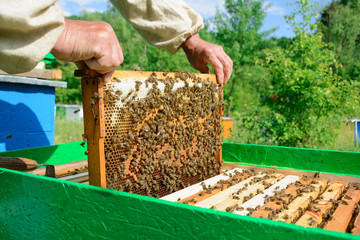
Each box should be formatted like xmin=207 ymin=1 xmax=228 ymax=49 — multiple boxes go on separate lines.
xmin=246 ymin=0 xmax=356 ymax=148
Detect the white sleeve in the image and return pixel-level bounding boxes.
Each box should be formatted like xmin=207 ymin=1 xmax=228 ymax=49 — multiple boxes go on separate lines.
xmin=111 ymin=0 xmax=204 ymax=54
xmin=0 ymin=0 xmax=65 ymax=73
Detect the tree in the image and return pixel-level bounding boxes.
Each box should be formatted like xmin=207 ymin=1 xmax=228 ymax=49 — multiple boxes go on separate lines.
xmin=208 ymin=0 xmax=275 ymax=116
xmin=318 ymin=0 xmax=360 ymax=80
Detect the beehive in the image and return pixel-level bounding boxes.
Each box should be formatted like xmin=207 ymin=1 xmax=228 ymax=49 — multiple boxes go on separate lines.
xmin=80 ymin=70 xmax=223 ymax=197
xmin=2 ymin=141 xmax=360 ymax=239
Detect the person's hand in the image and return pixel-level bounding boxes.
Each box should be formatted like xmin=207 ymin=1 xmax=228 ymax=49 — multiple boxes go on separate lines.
xmin=51 ymin=19 xmax=123 ymax=83
xmin=181 ymin=33 xmax=233 ymax=85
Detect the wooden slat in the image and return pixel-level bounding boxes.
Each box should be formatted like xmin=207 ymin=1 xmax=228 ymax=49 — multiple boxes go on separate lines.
xmin=234 ymin=175 xmax=299 ymax=216
xmin=81 ymin=78 xmax=106 ymax=188
xmin=26 ymin=160 xmax=88 ymax=176
xmin=179 ymin=172 xmax=252 ymax=205
xmin=160 ymin=168 xmax=242 ymax=202
xmin=0 ymin=157 xmax=37 ymax=170
xmin=324 ymin=184 xmax=360 ymax=233
xmin=223 ymin=163 xmax=360 ymax=184
xmin=195 ymin=173 xmax=266 ymax=209
xmin=353 ymin=210 xmax=360 ymax=235
xmin=275 ymin=179 xmax=328 ymax=223
xmin=211 ymin=174 xmax=284 ymax=212
xmin=0 ymin=69 xmax=62 ymax=79
xmin=59 ymin=172 xmax=89 ymax=183
xmin=295 ymin=181 xmax=346 ymax=228
xmin=251 ymin=177 xmax=313 ymax=219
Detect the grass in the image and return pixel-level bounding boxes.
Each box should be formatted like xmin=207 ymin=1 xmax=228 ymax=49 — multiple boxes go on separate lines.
xmin=54 ymin=116 xmax=84 ymax=145
xmin=329 ymin=121 xmax=360 ymax=152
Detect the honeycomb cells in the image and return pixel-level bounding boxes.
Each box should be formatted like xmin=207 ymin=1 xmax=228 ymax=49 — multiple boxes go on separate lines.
xmin=102 ymin=72 xmax=224 ymax=197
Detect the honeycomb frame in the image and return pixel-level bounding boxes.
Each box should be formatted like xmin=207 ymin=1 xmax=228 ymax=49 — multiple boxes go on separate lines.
xmin=81 ymin=70 xmax=223 ymax=197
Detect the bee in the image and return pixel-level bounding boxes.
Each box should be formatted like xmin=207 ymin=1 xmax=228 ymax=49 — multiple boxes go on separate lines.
xmin=74 ymin=109 xmax=80 ymax=114
xmin=309 ymin=220 xmax=316 ymax=226
xmin=344 ymin=195 xmax=352 ymax=200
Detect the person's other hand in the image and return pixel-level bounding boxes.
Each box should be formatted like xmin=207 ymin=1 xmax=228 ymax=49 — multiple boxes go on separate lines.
xmin=51 ymin=19 xmax=123 ymax=83
xmin=181 ymin=33 xmax=233 ymax=85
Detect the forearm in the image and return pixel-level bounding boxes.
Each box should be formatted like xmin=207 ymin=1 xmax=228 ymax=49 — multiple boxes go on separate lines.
xmin=0 ymin=0 xmax=64 ymax=73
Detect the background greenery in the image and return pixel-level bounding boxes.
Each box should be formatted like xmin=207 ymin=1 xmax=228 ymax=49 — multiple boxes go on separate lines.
xmin=51 ymin=0 xmax=360 ymax=151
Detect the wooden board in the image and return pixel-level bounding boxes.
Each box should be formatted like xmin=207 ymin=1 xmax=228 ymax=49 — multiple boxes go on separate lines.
xmin=275 ymin=179 xmax=329 ymax=223
xmin=0 ymin=69 xmax=62 ymax=80
xmin=324 ymin=184 xmax=360 ymax=233
xmin=295 ymin=181 xmax=346 ymax=228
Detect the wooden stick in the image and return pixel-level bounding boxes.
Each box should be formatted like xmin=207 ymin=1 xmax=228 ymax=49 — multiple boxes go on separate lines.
xmin=251 ymin=177 xmax=313 ymax=219
xmin=274 ymin=179 xmax=328 ymax=223
xmin=295 ymin=181 xmax=346 ymax=228
xmin=324 ymin=184 xmax=360 ymax=233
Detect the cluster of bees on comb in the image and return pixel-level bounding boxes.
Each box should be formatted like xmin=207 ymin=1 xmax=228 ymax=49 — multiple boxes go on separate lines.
xmin=169 ymin=167 xmax=360 ymax=233
xmin=99 ymin=71 xmax=224 ymax=197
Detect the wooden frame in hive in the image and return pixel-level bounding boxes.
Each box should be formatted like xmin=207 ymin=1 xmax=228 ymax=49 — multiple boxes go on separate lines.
xmin=80 ymin=70 xmax=223 ymax=197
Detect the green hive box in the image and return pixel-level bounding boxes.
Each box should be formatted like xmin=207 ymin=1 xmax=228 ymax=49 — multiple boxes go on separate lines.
xmin=0 ymin=142 xmax=359 ymax=240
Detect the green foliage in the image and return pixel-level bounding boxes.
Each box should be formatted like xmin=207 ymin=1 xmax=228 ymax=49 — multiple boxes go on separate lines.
xmin=51 ymin=62 xmax=82 ymax=104
xmin=318 ymin=0 xmax=360 ymax=81
xmin=208 ymin=0 xmax=276 ymax=116
xmin=245 ymin=0 xmax=356 ymax=147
